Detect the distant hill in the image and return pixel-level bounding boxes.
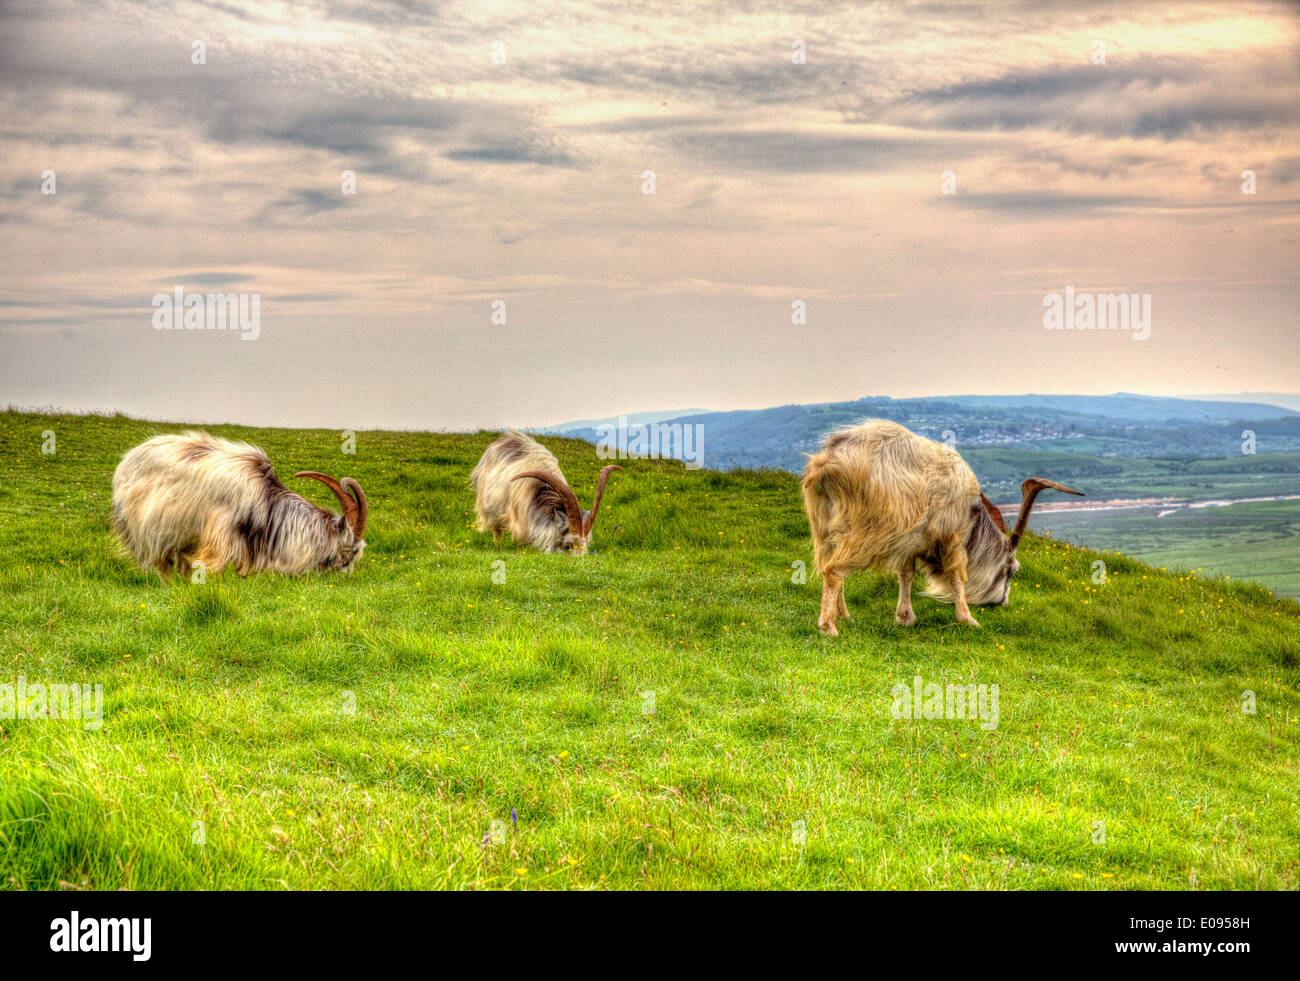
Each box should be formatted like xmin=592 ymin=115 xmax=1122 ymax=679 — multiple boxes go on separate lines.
xmin=540 ymin=409 xmax=707 ymax=433
xmin=552 ymin=393 xmax=1300 ymax=472
xmin=938 ymin=392 xmax=1297 ymax=423
xmin=1186 ymin=392 xmax=1300 ymax=413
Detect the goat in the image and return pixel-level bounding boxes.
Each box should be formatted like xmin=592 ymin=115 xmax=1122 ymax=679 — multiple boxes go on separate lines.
xmin=471 ymin=429 xmax=621 ymax=553
xmin=802 ymin=419 xmax=1082 ymax=633
xmin=112 ymin=432 xmax=368 ymax=578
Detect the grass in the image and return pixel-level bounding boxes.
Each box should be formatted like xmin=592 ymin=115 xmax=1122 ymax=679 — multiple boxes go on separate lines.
xmin=1 ymin=409 xmax=1298 ymax=890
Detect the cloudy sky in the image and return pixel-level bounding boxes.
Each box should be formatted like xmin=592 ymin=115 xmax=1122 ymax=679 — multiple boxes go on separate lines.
xmin=1 ymin=0 xmax=1297 ymax=430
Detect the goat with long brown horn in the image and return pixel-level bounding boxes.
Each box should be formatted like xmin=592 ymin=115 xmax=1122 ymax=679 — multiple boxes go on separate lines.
xmin=802 ymin=420 xmax=1082 ymax=634
xmin=472 ymin=430 xmax=621 ymax=553
xmin=112 ymin=432 xmax=369 ymax=578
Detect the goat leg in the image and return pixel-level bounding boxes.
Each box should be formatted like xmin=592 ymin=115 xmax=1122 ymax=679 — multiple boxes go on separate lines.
xmin=895 ymin=561 xmax=917 ymax=626
xmin=942 ymin=536 xmax=980 ymax=627
xmin=817 ymin=569 xmax=844 ymax=636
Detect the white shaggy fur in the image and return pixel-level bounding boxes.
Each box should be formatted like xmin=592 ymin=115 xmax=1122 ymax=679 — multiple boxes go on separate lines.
xmin=112 ymin=432 xmax=366 ymax=578
xmin=802 ymin=419 xmax=1081 ymax=634
xmin=471 ymin=430 xmax=620 ymax=553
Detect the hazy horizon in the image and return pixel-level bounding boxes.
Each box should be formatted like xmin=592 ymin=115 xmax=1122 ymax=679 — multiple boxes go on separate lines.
xmin=6 ymin=388 xmax=1298 ymax=435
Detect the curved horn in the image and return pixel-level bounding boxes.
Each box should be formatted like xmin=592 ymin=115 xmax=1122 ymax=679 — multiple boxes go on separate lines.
xmin=341 ymin=477 xmax=368 ymax=538
xmin=511 ymin=470 xmax=583 ymax=535
xmin=980 ymin=493 xmax=1006 ymax=533
xmin=582 ymin=465 xmax=623 ymax=536
xmin=295 ymin=471 xmax=363 ymax=536
xmin=1009 ymin=478 xmax=1084 ymax=550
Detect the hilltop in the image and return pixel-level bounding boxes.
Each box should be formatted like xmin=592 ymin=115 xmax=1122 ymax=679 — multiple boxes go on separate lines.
xmin=0 ymin=410 xmax=1296 ymax=890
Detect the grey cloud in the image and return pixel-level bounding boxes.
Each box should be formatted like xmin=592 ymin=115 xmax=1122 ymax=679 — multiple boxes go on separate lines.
xmin=493 ymin=223 xmax=541 ymax=245
xmin=1272 ymin=157 xmax=1300 ymax=185
xmin=571 ymin=113 xmax=728 ymax=135
xmin=266 ymin=188 xmax=350 ymax=217
xmin=268 ymin=292 xmax=345 ymax=302
xmin=674 ymin=129 xmax=966 ymax=173
xmin=547 ymin=55 xmax=865 ymax=110
xmin=444 ymin=141 xmax=576 ymax=167
xmin=218 ymin=93 xmax=462 ymax=155
xmin=887 ymin=57 xmax=1300 ymax=140
xmin=0 ymin=7 xmax=511 ymax=181
xmin=944 ymin=191 xmax=1157 ymax=216
xmin=318 ymin=0 xmax=443 ymax=26
xmin=163 ymin=272 xmax=254 ymax=286
xmin=1018 ymin=147 xmax=1160 ymax=181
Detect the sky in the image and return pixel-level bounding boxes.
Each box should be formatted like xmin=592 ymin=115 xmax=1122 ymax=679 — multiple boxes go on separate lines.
xmin=1 ymin=0 xmax=1297 ymax=431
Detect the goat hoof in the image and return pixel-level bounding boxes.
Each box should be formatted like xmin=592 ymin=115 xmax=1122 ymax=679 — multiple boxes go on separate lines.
xmin=817 ymin=621 xmax=839 ymax=637
xmin=895 ymin=610 xmax=916 ymax=626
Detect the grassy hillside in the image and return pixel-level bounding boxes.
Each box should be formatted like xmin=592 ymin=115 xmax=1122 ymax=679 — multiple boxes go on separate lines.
xmin=0 ymin=410 xmax=1297 ymax=890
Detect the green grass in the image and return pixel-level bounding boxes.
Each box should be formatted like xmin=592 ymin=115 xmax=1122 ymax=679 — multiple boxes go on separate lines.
xmin=1 ymin=409 xmax=1298 ymax=890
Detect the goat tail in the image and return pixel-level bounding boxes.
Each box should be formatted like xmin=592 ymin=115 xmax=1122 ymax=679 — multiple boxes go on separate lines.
xmin=802 ymin=457 xmax=841 ymax=574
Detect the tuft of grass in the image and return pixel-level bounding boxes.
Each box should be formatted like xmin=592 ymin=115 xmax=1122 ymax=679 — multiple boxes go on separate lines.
xmin=0 ymin=408 xmax=1297 ymax=890
xmin=178 ymin=585 xmax=240 ymax=626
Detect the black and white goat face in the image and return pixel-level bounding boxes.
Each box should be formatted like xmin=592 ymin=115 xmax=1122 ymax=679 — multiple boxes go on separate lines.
xmin=925 ymin=485 xmax=1077 ymax=609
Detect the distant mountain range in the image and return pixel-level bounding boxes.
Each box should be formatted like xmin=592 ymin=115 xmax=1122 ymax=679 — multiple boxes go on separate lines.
xmin=540 ymin=409 xmax=709 ymax=433
xmin=548 ymin=393 xmax=1300 ymax=472
xmin=1185 ymin=392 xmax=1300 ymax=413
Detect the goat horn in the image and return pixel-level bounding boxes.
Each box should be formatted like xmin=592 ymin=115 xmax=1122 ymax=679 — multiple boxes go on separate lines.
xmin=1009 ymin=478 xmax=1084 ymax=549
xmin=295 ymin=471 xmax=365 ymax=538
xmin=583 ymin=465 xmax=623 ymax=536
xmin=980 ymin=493 xmax=1006 ymax=533
xmin=341 ymin=477 xmax=368 ymax=538
xmin=512 ymin=470 xmax=583 ymax=535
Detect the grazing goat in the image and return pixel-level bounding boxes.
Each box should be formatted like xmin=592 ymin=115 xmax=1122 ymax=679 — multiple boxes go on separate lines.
xmin=472 ymin=430 xmax=621 ymax=553
xmin=802 ymin=419 xmax=1082 ymax=633
xmin=112 ymin=432 xmax=368 ymax=578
